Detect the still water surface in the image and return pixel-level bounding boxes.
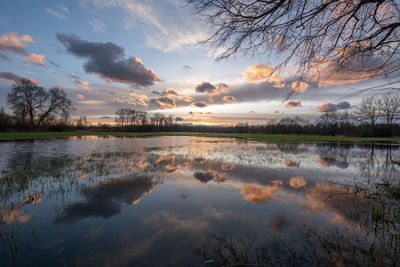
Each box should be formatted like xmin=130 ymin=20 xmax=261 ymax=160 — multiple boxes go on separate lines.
xmin=0 ymin=136 xmax=399 ymax=266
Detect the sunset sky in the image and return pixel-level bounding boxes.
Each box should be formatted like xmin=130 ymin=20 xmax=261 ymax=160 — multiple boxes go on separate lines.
xmin=0 ymin=0 xmax=386 ymax=125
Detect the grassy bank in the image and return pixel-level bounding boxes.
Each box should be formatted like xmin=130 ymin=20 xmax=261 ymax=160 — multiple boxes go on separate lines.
xmin=0 ymin=131 xmax=400 ymax=143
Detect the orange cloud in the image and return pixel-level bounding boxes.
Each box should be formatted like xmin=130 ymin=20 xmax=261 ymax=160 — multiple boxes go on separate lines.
xmin=178 ymin=95 xmax=193 ymax=102
xmin=317 ymin=103 xmax=337 ymax=112
xmin=248 ymin=110 xmax=256 ymax=114
xmin=282 ymin=160 xmax=300 ymax=168
xmin=76 ymin=94 xmax=85 ymax=100
xmin=222 ymin=95 xmax=236 ymax=102
xmin=0 ymin=206 xmax=31 ymax=223
xmin=291 ymin=81 xmax=308 ymax=92
xmin=130 ymin=92 xmax=149 ymax=100
xmin=0 ymin=33 xmax=34 ymax=56
xmin=241 ymin=183 xmax=281 ymax=203
xmin=273 ymin=110 xmax=280 ymax=114
xmin=243 ymin=64 xmax=284 ymax=83
xmin=76 ymin=80 xmax=90 ymax=90
xmin=151 ymin=96 xmax=176 ymax=109
xmin=289 ymin=176 xmax=307 ymax=189
xmin=24 ymin=53 xmax=45 ymax=66
xmin=283 ymin=101 xmax=302 ymax=108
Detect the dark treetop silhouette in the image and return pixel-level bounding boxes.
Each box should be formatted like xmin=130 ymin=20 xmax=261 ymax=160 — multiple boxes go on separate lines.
xmin=186 ymin=0 xmax=400 ymax=96
xmin=7 ymin=79 xmax=72 ymax=128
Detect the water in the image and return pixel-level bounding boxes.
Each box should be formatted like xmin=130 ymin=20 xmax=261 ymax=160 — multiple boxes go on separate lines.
xmin=0 ymin=136 xmax=399 ymax=266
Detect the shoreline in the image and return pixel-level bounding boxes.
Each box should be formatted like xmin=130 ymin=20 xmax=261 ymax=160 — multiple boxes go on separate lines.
xmin=0 ymin=131 xmax=400 ymax=143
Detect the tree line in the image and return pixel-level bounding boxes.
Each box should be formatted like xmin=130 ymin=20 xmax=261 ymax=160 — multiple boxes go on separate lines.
xmin=114 ymin=108 xmax=176 ymax=127
xmin=317 ymin=95 xmax=400 ymax=136
xmin=1 ymin=79 xmax=400 ymax=137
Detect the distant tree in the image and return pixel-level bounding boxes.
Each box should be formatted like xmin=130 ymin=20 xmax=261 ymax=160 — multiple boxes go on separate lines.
xmin=76 ymin=116 xmax=88 ymax=128
xmin=187 ymin=0 xmax=400 ymax=94
xmin=166 ymin=115 xmax=174 ymax=127
xmin=356 ymin=96 xmax=382 ymax=131
xmin=380 ymin=94 xmax=400 ymax=136
xmin=7 ymin=79 xmax=72 ymax=128
xmin=0 ymin=107 xmax=13 ymax=131
xmin=318 ymin=111 xmax=340 ymax=136
xmin=138 ymin=110 xmax=148 ymax=126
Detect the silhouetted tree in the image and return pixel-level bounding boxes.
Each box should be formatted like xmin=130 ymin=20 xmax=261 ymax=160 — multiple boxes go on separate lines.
xmin=356 ymin=96 xmax=381 ymax=133
xmin=187 ymin=0 xmax=400 ymax=95
xmin=380 ymin=94 xmax=400 ymax=136
xmin=7 ymin=79 xmax=72 ymax=128
xmin=318 ymin=111 xmax=340 ymax=136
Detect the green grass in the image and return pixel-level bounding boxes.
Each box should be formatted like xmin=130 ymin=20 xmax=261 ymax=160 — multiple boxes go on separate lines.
xmin=0 ymin=131 xmax=400 ymax=143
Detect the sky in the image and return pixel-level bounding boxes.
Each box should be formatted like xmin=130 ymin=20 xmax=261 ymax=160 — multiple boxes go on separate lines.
xmin=0 ymin=0 xmax=387 ymax=125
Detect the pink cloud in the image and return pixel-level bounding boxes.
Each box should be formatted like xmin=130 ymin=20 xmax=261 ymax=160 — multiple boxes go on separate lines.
xmin=24 ymin=53 xmax=45 ymax=66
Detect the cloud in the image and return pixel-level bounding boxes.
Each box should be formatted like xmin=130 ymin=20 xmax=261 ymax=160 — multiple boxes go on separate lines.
xmin=248 ymin=110 xmax=256 ymax=114
xmin=75 ymin=80 xmax=90 ymax=90
xmin=183 ymin=65 xmax=191 ymax=71
xmin=218 ymin=83 xmax=229 ymax=93
xmin=69 ymin=73 xmax=79 ymax=79
xmin=291 ymin=81 xmax=309 ymax=92
xmin=222 ymin=96 xmax=236 ymax=102
xmin=89 ymin=18 xmax=107 ymax=33
xmin=54 ymin=176 xmax=157 ymax=224
xmin=48 ymin=59 xmax=60 ymax=67
xmin=46 ymin=8 xmax=69 ymax=21
xmin=0 ymin=71 xmax=23 ymax=81
xmin=191 ymin=101 xmax=208 ymax=108
xmin=243 ymin=64 xmax=283 ymax=83
xmin=316 ymin=157 xmax=349 ymax=169
xmin=0 ymin=33 xmax=34 ymax=57
xmin=317 ymin=101 xmax=351 ymax=112
xmin=130 ymin=92 xmax=149 ymax=100
xmin=240 ymin=183 xmax=282 ymax=203
xmin=195 ymin=82 xmax=229 ymax=96
xmin=273 ymin=110 xmax=280 ymax=114
xmin=289 ymin=176 xmax=307 ymax=189
xmin=283 ymin=101 xmax=302 ymax=108
xmin=128 ymin=92 xmax=149 ymax=107
xmin=46 ymin=5 xmax=69 ymax=21
xmin=79 ymin=0 xmax=206 ymax=51
xmin=175 ymin=117 xmax=184 ymax=121
xmin=57 ymin=33 xmax=161 ymax=86
xmin=24 ymin=53 xmax=45 ymax=66
xmin=317 ymin=103 xmax=337 ymax=112
xmin=150 ymin=96 xmax=176 ymax=109
xmin=0 ymin=72 xmax=38 ymax=83
xmin=336 ymin=101 xmax=351 ymax=110
xmin=196 ymin=82 xmax=218 ymax=94
xmin=161 ymin=89 xmax=179 ymax=97
xmin=194 ymin=172 xmax=214 ymax=184
xmin=76 ymin=94 xmax=85 ymax=100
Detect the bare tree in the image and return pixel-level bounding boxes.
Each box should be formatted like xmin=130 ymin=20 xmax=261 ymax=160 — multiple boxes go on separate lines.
xmin=318 ymin=111 xmax=341 ymax=136
xmin=138 ymin=110 xmax=148 ymax=126
xmin=356 ymin=96 xmax=382 ymax=131
xmin=380 ymin=94 xmax=400 ymax=136
xmin=7 ymin=79 xmax=72 ymax=128
xmin=187 ymin=0 xmax=400 ymax=94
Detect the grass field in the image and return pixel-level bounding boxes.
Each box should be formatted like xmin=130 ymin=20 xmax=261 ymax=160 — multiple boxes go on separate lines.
xmin=0 ymin=131 xmax=400 ymax=143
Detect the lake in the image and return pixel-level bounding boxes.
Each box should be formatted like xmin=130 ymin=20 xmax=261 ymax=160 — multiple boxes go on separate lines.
xmin=0 ymin=136 xmax=399 ymax=266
